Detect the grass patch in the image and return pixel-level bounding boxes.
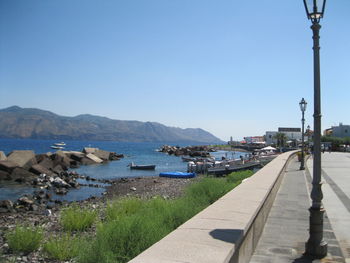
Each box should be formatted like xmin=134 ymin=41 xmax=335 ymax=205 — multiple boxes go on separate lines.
xmin=106 ymin=197 xmax=144 ymax=221
xmin=43 ymin=234 xmax=85 ymax=261
xmin=226 ymin=170 xmax=254 ymax=184
xmin=5 ymin=225 xmax=43 ymax=254
xmin=60 ymin=204 xmax=97 ymax=231
xmin=77 ymin=170 xmax=254 ymax=263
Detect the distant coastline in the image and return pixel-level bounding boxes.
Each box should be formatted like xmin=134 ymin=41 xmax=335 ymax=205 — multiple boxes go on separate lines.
xmin=0 ymin=106 xmax=223 ymax=144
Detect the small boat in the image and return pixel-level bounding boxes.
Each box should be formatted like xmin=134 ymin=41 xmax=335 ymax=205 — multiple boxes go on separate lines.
xmin=181 ymin=156 xmax=196 ymax=162
xmin=54 ymin=142 xmax=66 ymax=146
xmin=159 ymin=172 xmax=196 ymax=178
xmin=50 ymin=145 xmax=64 ymax=149
xmin=128 ymin=162 xmax=156 ymax=170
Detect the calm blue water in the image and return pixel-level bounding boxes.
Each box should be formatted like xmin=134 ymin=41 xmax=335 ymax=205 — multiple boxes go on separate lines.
xmin=0 ymin=138 xmax=245 ymax=202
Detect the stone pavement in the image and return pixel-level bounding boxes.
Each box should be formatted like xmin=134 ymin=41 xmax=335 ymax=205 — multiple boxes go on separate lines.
xmin=250 ymin=152 xmax=350 ymax=263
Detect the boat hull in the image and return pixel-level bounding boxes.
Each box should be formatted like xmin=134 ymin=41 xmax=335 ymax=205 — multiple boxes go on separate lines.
xmin=50 ymin=146 xmax=64 ymax=149
xmin=159 ymin=172 xmax=196 ymax=178
xmin=130 ymin=165 xmax=156 ymax=170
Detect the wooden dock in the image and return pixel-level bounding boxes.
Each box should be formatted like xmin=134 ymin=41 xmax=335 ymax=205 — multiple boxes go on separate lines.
xmin=207 ymin=161 xmax=262 ymax=176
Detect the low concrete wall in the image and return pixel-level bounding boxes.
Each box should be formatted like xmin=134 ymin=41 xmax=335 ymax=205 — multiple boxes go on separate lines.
xmin=129 ymin=151 xmax=297 ymax=263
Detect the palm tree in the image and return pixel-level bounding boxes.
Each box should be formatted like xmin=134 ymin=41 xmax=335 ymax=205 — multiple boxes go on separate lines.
xmin=273 ymin=132 xmax=287 ymax=147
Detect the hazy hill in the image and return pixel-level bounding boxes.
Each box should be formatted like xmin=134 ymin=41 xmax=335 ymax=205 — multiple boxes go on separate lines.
xmin=0 ymin=106 xmax=223 ymax=143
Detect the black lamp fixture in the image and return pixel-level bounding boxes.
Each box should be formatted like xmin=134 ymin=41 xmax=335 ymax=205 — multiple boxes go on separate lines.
xmin=303 ymin=0 xmax=326 ymax=23
xmin=299 ymin=98 xmax=307 ymax=112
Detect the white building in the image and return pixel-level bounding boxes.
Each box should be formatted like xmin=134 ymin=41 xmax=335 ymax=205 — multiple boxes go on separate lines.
xmin=265 ymin=127 xmax=302 ymax=145
xmin=244 ymin=136 xmax=265 ymax=144
xmin=332 ymin=123 xmax=350 ymax=138
xmin=266 ymin=131 xmax=278 ymax=145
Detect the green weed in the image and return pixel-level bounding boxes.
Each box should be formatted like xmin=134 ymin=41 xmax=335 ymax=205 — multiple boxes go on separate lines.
xmin=106 ymin=197 xmax=144 ymax=221
xmin=226 ymin=170 xmax=254 ymax=184
xmin=5 ymin=225 xmax=43 ymax=254
xmin=60 ymin=204 xmax=97 ymax=231
xmin=77 ymin=170 xmax=254 ymax=263
xmin=43 ymin=234 xmax=84 ymax=261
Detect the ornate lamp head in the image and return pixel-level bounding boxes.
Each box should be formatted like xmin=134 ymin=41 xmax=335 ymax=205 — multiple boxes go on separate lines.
xmin=303 ymin=0 xmax=326 ymax=23
xmin=299 ymin=98 xmax=307 ymax=112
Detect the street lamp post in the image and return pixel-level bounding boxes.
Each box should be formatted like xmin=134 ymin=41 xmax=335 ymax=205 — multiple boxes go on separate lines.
xmin=303 ymin=0 xmax=328 ymax=258
xmin=299 ymin=98 xmax=307 ymax=170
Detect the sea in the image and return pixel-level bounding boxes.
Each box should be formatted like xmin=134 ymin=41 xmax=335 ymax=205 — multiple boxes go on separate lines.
xmin=0 ymin=138 xmax=246 ymax=202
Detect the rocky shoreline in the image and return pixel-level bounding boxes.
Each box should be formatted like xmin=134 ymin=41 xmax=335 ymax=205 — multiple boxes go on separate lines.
xmin=0 ymin=148 xmax=124 ymax=214
xmin=158 ymin=144 xmax=215 ymax=157
xmin=0 ymin=145 xmax=206 ymax=262
xmin=0 ymin=174 xmax=199 ymax=263
xmin=0 ymin=145 xmax=211 ymax=215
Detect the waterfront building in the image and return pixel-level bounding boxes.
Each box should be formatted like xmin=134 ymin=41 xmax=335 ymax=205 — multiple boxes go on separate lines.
xmin=328 ymin=123 xmax=350 ymax=138
xmin=266 ymin=131 xmax=278 ymax=145
xmin=244 ymin=136 xmax=265 ymax=144
xmin=323 ymin=128 xmax=332 ymax=136
xmin=265 ymin=128 xmax=302 ymax=145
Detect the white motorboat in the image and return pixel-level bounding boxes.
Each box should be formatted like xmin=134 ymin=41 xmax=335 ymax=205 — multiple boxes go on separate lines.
xmin=54 ymin=142 xmax=66 ymax=146
xmin=50 ymin=145 xmax=64 ymax=149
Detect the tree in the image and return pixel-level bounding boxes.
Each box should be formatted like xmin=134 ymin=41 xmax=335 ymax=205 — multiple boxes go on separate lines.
xmin=273 ymin=132 xmax=287 ymax=147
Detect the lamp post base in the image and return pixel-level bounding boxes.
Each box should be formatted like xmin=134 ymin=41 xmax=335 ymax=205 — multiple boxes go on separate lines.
xmin=300 ymin=158 xmax=305 ymax=170
xmin=305 ymin=240 xmax=327 ymax=259
xmin=305 ymin=207 xmax=328 ymax=259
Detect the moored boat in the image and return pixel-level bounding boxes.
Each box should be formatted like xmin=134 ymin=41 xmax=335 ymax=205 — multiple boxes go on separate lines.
xmin=159 ymin=172 xmax=196 ymax=178
xmin=54 ymin=142 xmax=66 ymax=146
xmin=50 ymin=145 xmax=64 ymax=149
xmin=128 ymin=162 xmax=156 ymax=170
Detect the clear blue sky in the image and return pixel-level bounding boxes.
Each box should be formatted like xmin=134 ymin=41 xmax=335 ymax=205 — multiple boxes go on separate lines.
xmin=1 ymin=0 xmax=349 ymax=141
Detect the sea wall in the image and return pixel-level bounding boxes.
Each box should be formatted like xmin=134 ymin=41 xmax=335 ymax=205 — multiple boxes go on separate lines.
xmin=128 ymin=150 xmax=297 ymax=263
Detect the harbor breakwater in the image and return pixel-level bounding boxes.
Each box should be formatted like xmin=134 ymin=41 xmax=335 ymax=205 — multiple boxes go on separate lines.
xmin=0 ymin=148 xmax=123 ymax=213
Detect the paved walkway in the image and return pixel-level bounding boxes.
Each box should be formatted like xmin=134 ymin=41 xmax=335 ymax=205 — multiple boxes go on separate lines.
xmin=250 ymin=152 xmax=350 ymax=263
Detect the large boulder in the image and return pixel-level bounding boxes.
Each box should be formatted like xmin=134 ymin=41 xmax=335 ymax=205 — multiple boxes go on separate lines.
xmin=38 ymin=156 xmax=54 ymax=170
xmin=68 ymin=152 xmax=85 ymax=162
xmin=0 ymin=160 xmax=18 ymax=173
xmin=0 ymin=151 xmax=6 ymax=161
xmin=36 ymin=153 xmax=52 ymax=163
xmin=52 ymin=151 xmax=72 ymax=170
xmin=82 ymin=147 xmax=98 ymax=154
xmin=85 ymin=153 xmax=103 ymax=163
xmin=0 ymin=200 xmax=13 ymax=209
xmin=30 ymin=164 xmax=55 ymax=176
xmin=110 ymin=153 xmax=124 ymax=160
xmin=10 ymin=167 xmax=37 ymax=182
xmin=7 ymin=150 xmax=37 ymax=170
xmin=18 ymin=196 xmax=34 ymax=206
xmin=52 ymin=165 xmax=65 ymax=175
xmin=0 ymin=170 xmax=11 ymax=180
xmin=94 ymin=149 xmax=111 ymax=161
xmin=51 ymin=177 xmax=70 ymax=188
xmin=79 ymin=157 xmax=98 ymax=165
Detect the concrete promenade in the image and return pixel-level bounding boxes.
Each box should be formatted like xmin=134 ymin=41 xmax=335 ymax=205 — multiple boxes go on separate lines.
xmin=250 ymin=152 xmax=350 ymax=263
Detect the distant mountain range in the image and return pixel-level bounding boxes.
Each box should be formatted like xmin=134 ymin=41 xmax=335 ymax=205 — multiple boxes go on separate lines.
xmin=0 ymin=106 xmax=223 ymax=144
